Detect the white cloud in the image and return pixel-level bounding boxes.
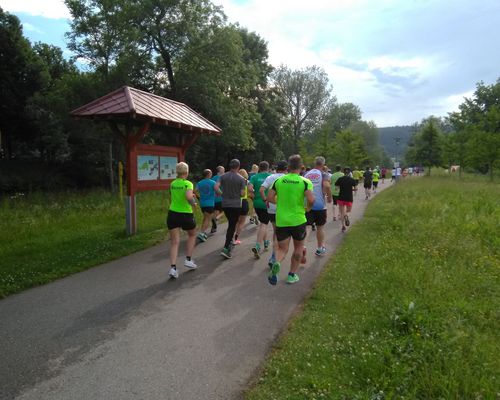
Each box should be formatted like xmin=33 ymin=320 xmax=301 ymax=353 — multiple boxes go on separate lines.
xmin=22 ymin=22 xmax=44 ymax=34
xmin=0 ymin=0 xmax=70 ymax=19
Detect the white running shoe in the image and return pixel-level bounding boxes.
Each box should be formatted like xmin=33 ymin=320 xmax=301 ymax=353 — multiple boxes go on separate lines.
xmin=184 ymin=259 xmax=198 ymax=269
xmin=169 ymin=267 xmax=179 ymax=279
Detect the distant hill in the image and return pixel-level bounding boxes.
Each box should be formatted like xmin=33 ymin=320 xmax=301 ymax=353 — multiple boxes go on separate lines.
xmin=378 ymin=126 xmax=415 ymax=159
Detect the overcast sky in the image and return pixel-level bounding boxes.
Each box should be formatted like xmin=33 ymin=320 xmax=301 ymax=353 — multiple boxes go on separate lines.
xmin=2 ymin=0 xmax=499 ymax=127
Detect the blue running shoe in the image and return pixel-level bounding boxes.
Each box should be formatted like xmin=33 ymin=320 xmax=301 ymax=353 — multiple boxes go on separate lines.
xmin=268 ymin=261 xmax=280 ymax=286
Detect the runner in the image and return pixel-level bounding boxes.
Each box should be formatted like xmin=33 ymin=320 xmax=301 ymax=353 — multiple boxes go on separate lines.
xmin=248 ymin=164 xmax=259 ymax=225
xmin=352 ymin=167 xmax=363 ymax=196
xmin=381 ymin=167 xmax=387 ymax=184
xmin=196 ymin=169 xmax=216 ymax=242
xmin=363 ymin=166 xmax=373 ymax=199
xmin=260 ymin=161 xmax=288 ymax=267
xmin=330 ymin=165 xmax=344 ymax=221
xmin=233 ymin=169 xmax=250 ymax=245
xmin=249 ymin=161 xmax=272 ymax=259
xmin=166 ymin=162 xmax=198 ymax=279
xmin=211 ymin=166 xmax=225 ymax=233
xmin=391 ymin=167 xmax=396 ymax=183
xmin=335 ymin=167 xmax=358 ymax=233
xmin=304 ymin=156 xmax=332 ymax=257
xmin=267 ymin=155 xmax=315 ymax=285
xmin=214 ymin=159 xmax=246 ymax=259
xmin=372 ymin=168 xmax=380 ymax=194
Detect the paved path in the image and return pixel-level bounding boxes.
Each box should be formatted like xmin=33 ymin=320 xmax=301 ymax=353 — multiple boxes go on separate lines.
xmin=0 ymin=184 xmax=391 ymax=400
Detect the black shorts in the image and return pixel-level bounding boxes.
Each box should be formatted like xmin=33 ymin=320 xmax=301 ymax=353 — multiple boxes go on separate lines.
xmin=167 ymin=211 xmax=196 ymax=231
xmin=214 ymin=202 xmax=223 ymax=211
xmin=240 ymin=199 xmax=249 ymax=216
xmin=276 ymin=223 xmax=307 ymax=242
xmin=201 ymin=206 xmax=215 ymax=214
xmin=306 ymin=209 xmax=327 ymax=226
xmin=255 ymin=207 xmax=270 ymax=224
xmin=332 ymin=195 xmax=340 ymax=205
xmin=268 ymin=213 xmax=276 ymax=224
xmin=364 ymin=182 xmax=372 ymax=189
xmin=372 ymin=181 xmax=379 ymax=188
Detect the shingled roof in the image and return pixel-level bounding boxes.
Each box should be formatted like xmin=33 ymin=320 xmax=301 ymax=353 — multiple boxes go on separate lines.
xmin=71 ymin=86 xmax=221 ymax=135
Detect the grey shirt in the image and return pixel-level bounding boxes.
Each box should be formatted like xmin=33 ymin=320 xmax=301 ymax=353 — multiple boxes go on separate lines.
xmin=219 ymin=171 xmax=246 ymax=208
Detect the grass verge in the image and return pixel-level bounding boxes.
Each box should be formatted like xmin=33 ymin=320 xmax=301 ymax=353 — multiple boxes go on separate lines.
xmin=0 ymin=190 xmax=205 ymax=298
xmin=246 ymin=176 xmax=499 ymax=399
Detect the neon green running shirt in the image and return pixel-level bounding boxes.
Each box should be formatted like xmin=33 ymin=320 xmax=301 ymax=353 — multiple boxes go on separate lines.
xmin=372 ymin=171 xmax=380 ymax=182
xmin=272 ymin=173 xmax=313 ymax=227
xmin=330 ymin=171 xmax=344 ymax=196
xmin=169 ymin=178 xmax=194 ymax=213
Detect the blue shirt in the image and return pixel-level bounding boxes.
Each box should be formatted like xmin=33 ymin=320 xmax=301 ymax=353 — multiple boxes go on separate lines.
xmin=197 ymin=178 xmax=216 ymax=207
xmin=212 ymin=174 xmax=222 ymax=203
xmin=304 ymin=168 xmax=327 ymax=210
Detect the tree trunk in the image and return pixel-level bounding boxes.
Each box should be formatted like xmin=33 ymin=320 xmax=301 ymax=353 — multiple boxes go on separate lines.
xmin=0 ymin=128 xmax=10 ymax=159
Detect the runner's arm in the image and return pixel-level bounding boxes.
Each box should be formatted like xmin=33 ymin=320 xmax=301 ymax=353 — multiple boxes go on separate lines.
xmin=267 ymin=188 xmax=277 ymax=204
xmin=305 ymin=189 xmax=315 ymax=211
xmin=323 ymin=179 xmax=332 ymax=203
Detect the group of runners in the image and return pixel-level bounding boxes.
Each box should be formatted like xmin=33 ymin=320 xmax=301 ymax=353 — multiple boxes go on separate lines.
xmin=165 ymin=155 xmax=385 ymax=285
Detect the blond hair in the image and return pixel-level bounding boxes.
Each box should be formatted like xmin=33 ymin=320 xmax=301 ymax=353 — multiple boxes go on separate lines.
xmin=238 ymin=168 xmax=249 ymax=179
xmin=250 ymin=164 xmax=259 ymax=174
xmin=176 ymin=162 xmax=189 ymax=177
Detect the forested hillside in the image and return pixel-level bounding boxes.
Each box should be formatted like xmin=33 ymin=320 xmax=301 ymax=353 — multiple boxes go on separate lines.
xmin=378 ymin=125 xmax=414 ymax=160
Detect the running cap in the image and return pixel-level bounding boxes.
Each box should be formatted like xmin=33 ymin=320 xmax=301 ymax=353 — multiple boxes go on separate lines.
xmin=344 ymin=166 xmax=351 ymax=173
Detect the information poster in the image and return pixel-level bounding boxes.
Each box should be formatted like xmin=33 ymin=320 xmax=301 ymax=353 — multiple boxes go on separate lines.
xmin=160 ymin=156 xmax=178 ymax=179
xmin=137 ymin=155 xmax=159 ymax=181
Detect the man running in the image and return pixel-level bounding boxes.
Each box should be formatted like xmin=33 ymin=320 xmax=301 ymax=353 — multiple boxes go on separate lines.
xmin=211 ymin=166 xmax=225 ymax=233
xmin=260 ymin=161 xmax=288 ymax=267
xmin=267 ymin=155 xmax=315 ymax=285
xmin=196 ymin=169 xmax=216 ymax=242
xmin=372 ymin=168 xmax=380 ymax=194
xmin=167 ymin=162 xmax=198 ymax=279
xmin=335 ymin=167 xmax=358 ymax=233
xmin=214 ymin=159 xmax=246 ymax=259
xmin=304 ymin=156 xmax=332 ymax=257
xmin=330 ymin=165 xmax=344 ymax=221
xmin=363 ymin=166 xmax=373 ymax=199
xmin=249 ymin=161 xmax=272 ymax=258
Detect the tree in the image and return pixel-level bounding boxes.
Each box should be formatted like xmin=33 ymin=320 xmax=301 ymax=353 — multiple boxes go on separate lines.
xmin=414 ymin=119 xmax=444 ymax=175
xmin=449 ymin=80 xmax=500 ymax=180
xmin=330 ymin=130 xmax=367 ymax=168
xmin=272 ymin=65 xmax=334 ymax=153
xmin=0 ymin=8 xmax=48 ymax=159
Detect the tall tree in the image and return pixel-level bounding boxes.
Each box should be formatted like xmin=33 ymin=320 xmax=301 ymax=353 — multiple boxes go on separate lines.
xmin=414 ymin=119 xmax=444 ymax=175
xmin=0 ymin=8 xmax=47 ymax=159
xmin=330 ymin=129 xmax=367 ymax=168
xmin=272 ymin=65 xmax=334 ymax=153
xmin=449 ymin=79 xmax=500 ymax=180
xmin=133 ymin=0 xmax=226 ymax=99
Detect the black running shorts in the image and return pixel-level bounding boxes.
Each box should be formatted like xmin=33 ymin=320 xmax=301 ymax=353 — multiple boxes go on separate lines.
xmin=255 ymin=207 xmax=270 ymax=224
xmin=214 ymin=202 xmax=223 ymax=211
xmin=167 ymin=210 xmax=196 ymax=231
xmin=306 ymin=209 xmax=327 ymax=226
xmin=240 ymin=199 xmax=249 ymax=216
xmin=276 ymin=223 xmax=307 ymax=242
xmin=201 ymin=206 xmax=215 ymax=214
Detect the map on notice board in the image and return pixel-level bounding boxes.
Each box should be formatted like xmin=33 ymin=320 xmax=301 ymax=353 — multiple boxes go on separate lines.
xmin=137 ymin=155 xmax=159 ymax=181
xmin=160 ymin=156 xmax=178 ymax=179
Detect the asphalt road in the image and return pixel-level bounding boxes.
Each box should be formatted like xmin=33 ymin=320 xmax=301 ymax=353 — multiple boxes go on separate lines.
xmin=0 ymin=183 xmax=391 ymax=400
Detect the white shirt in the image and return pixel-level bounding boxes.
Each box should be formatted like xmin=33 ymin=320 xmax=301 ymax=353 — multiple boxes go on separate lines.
xmin=261 ymin=172 xmax=284 ymax=214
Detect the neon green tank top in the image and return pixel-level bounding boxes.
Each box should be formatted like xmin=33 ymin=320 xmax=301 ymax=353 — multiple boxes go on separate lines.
xmin=272 ymin=173 xmax=313 ymax=227
xmin=169 ymin=178 xmax=194 ymax=213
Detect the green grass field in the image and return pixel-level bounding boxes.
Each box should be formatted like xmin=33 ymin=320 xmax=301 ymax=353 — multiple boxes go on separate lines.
xmin=247 ymin=176 xmax=499 ymax=399
xmin=0 ymin=190 xmax=204 ymax=298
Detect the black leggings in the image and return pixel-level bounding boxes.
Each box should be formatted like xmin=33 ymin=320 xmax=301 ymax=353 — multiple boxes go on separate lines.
xmin=223 ymin=207 xmax=241 ymax=248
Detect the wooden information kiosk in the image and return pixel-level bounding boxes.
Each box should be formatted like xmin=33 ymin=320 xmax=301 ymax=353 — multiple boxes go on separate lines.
xmin=71 ymin=86 xmax=221 ymax=235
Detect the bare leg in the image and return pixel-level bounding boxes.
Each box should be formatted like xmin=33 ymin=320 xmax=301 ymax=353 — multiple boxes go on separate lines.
xmin=339 ymin=204 xmax=346 ymax=229
xmin=276 ymin=237 xmax=291 ymax=262
xmin=201 ymin=212 xmax=212 ymax=234
xmin=316 ymin=224 xmax=325 ymax=248
xmin=169 ymin=228 xmax=180 ymax=265
xmin=256 ymin=222 xmax=267 ymax=246
xmin=290 ymin=239 xmax=305 ymax=274
xmin=185 ymin=228 xmax=197 ymax=258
